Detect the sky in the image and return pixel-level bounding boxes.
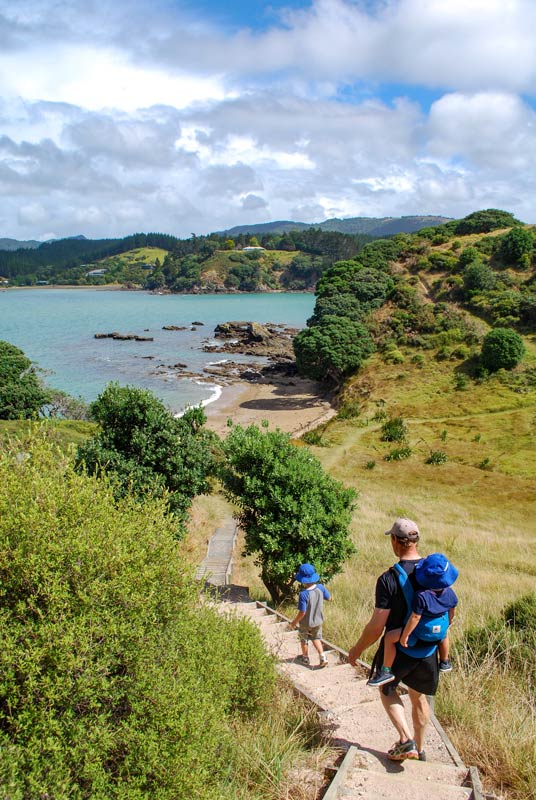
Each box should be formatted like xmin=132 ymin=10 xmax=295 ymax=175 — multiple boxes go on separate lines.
xmin=1 ymin=0 xmax=536 ymax=241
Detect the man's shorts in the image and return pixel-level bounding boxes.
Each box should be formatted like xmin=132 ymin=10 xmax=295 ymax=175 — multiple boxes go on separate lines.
xmin=298 ymin=624 xmax=322 ymax=643
xmin=372 ymin=638 xmax=439 ymax=697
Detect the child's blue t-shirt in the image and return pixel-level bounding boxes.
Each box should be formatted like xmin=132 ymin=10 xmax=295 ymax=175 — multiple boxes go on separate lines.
xmin=297 ymin=583 xmax=331 ymax=612
xmin=412 ymin=586 xmax=458 ymax=618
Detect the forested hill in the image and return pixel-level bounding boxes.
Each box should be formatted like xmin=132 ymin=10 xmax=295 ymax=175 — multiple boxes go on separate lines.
xmin=0 ymin=227 xmax=374 ymax=288
xmin=221 ymin=215 xmax=451 ymax=237
xmin=293 ymin=208 xmax=536 ymax=385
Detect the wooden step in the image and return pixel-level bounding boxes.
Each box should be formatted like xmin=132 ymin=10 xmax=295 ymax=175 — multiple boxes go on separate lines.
xmin=340 ymin=766 xmax=472 ymax=800
xmin=351 ymin=747 xmax=469 ymax=787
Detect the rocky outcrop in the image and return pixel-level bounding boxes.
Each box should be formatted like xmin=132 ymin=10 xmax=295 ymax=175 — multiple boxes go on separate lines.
xmin=205 ymin=321 xmax=298 ymax=361
xmin=94 ymin=332 xmax=154 ymax=341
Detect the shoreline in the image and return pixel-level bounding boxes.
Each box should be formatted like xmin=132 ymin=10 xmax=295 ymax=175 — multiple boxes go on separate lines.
xmin=203 ymin=375 xmax=337 ymax=437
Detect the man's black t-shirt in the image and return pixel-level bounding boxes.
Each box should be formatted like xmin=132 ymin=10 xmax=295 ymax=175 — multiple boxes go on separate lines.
xmin=375 ymin=559 xmax=421 ymax=630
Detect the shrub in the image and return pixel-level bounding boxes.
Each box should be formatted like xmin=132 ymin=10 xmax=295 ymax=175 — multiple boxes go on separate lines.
xmin=426 ymin=450 xmax=448 ymax=465
xmin=0 ymin=433 xmax=277 ymax=799
xmin=337 ymin=400 xmax=362 ymax=419
xmin=384 ymin=446 xmax=412 ymax=461
xmin=0 ymin=340 xmax=51 ymax=419
xmin=480 ymin=328 xmax=525 ymax=372
xmin=75 ymin=384 xmax=216 ymax=533
xmin=381 ymin=416 xmax=408 ymax=442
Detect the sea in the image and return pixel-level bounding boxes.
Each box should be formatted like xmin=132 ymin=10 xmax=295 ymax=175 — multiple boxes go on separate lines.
xmin=0 ymin=289 xmax=314 ymax=413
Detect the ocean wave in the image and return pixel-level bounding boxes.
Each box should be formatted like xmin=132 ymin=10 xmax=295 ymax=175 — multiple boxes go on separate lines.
xmin=174 ymin=380 xmax=222 ymax=418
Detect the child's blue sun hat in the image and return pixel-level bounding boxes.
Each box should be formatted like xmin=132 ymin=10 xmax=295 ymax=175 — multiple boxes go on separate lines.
xmin=415 ymin=553 xmax=459 ymax=590
xmin=294 ymin=563 xmax=320 ymax=583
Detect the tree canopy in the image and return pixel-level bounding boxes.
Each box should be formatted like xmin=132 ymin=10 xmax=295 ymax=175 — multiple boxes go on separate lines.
xmin=75 ymin=384 xmax=216 ymax=533
xmin=294 ymin=315 xmax=374 ymax=383
xmin=480 ymin=327 xmax=525 ymax=372
xmin=0 ymin=340 xmax=50 ymax=419
xmin=219 ymin=424 xmax=356 ymax=604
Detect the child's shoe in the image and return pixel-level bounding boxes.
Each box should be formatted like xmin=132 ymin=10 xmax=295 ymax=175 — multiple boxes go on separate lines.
xmin=439 ymin=660 xmax=453 ymax=672
xmin=319 ymin=654 xmax=328 ymax=668
xmin=296 ymin=655 xmax=310 ymax=666
xmin=367 ymin=666 xmax=396 ymax=687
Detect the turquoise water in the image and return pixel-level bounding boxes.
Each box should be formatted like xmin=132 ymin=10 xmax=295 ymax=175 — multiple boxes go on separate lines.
xmin=0 ymin=289 xmax=314 ymax=412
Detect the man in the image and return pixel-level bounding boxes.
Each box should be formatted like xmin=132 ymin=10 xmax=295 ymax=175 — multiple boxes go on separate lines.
xmin=347 ymin=518 xmax=438 ymax=761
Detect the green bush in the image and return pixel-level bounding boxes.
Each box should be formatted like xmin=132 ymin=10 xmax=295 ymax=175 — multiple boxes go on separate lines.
xmin=0 ymin=433 xmax=277 ymax=799
xmin=0 ymin=340 xmax=51 ymax=419
xmin=384 ymin=446 xmax=412 ymax=461
xmin=219 ymin=424 xmax=356 ymax=604
xmin=75 ymin=384 xmax=216 ymax=533
xmin=380 ymin=416 xmax=408 ymax=442
xmin=336 ymin=400 xmax=362 ymax=420
xmin=480 ymin=327 xmax=525 ymax=372
xmin=426 ymin=450 xmax=448 ymax=465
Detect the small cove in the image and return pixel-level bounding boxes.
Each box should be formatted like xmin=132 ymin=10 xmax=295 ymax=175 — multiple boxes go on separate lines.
xmin=0 ymin=289 xmax=314 ymax=412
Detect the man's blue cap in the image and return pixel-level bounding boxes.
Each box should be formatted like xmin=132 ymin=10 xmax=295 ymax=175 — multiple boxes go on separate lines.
xmin=294 ymin=563 xmax=320 ymax=583
xmin=415 ymin=553 xmax=459 ymax=590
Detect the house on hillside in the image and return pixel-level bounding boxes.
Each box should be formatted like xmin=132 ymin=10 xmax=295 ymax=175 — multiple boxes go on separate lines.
xmin=242 ymin=246 xmax=265 ymax=252
xmin=86 ymin=268 xmax=108 ymax=277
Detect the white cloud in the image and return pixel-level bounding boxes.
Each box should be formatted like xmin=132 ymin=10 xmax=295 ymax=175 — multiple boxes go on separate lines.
xmin=1 ymin=0 xmax=536 ymax=239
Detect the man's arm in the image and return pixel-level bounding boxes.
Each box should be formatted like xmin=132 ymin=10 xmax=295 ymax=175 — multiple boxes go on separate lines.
xmin=347 ymin=608 xmax=390 ymax=665
xmin=399 ymin=611 xmax=421 ymax=648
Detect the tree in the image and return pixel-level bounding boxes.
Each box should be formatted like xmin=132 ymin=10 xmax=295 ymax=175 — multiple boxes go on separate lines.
xmin=219 ymin=424 xmax=356 ymax=604
xmin=480 ymin=327 xmax=525 ymax=372
xmin=75 ymin=384 xmax=216 ymax=532
xmin=0 ymin=340 xmax=50 ymax=419
xmin=294 ymin=315 xmax=374 ymax=383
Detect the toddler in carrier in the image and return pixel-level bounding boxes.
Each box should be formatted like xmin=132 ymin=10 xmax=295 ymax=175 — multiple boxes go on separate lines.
xmin=368 ymin=553 xmax=458 ymax=687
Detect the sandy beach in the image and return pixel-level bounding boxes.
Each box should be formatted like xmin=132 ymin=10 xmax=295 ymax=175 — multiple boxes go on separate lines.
xmin=204 ymin=375 xmax=337 ymax=437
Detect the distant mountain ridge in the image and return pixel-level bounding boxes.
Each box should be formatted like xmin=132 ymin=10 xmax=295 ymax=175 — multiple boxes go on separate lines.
xmin=0 ymin=238 xmax=42 ymax=251
xmin=221 ymin=215 xmax=452 ymax=238
xmin=0 ymin=235 xmax=87 ymax=252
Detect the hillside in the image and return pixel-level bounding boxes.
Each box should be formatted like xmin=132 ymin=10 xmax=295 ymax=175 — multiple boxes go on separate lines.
xmin=273 ymin=208 xmax=536 ymax=798
xmin=221 ymin=214 xmax=451 ymax=238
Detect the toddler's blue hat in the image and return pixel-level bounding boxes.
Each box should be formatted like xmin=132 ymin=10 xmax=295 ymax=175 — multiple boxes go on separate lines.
xmin=415 ymin=553 xmax=458 ymax=590
xmin=294 ymin=563 xmax=320 ymax=583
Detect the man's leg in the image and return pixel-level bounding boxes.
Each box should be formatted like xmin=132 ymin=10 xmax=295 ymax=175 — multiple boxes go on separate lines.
xmin=379 ymin=689 xmax=413 ymax=743
xmin=407 ymin=688 xmax=430 ymax=752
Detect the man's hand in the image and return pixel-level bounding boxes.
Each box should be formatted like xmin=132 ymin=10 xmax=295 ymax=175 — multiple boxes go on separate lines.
xmin=399 ymin=635 xmax=409 ymax=648
xmin=347 ymin=644 xmax=361 ymax=666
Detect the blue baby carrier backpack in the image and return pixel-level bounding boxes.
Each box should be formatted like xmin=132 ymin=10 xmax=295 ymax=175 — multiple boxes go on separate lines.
xmin=392 ymin=562 xmax=449 ymax=659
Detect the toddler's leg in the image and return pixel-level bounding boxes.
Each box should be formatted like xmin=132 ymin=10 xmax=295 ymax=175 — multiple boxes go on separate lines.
xmin=439 ymin=631 xmax=449 ymax=662
xmin=439 ymin=632 xmax=453 ymax=672
xmin=367 ymin=627 xmax=402 ymax=687
xmin=382 ymin=627 xmax=402 ymax=668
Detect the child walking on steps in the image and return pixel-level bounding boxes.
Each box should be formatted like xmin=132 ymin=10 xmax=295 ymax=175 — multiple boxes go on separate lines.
xmin=289 ymin=563 xmax=331 ymax=668
xmin=368 ymin=553 xmax=459 ymax=687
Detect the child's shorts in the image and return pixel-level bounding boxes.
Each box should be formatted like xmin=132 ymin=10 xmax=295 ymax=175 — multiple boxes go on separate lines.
xmin=298 ymin=624 xmax=322 ymax=643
